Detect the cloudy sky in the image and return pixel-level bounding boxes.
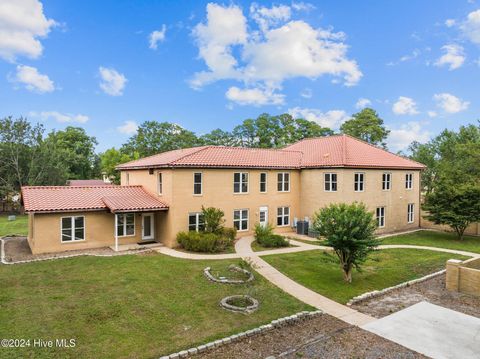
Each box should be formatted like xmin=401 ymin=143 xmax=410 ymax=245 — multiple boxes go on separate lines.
xmin=1 ymin=0 xmax=479 ymax=152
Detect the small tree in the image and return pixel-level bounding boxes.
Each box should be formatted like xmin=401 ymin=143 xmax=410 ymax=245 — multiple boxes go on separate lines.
xmin=423 ymin=183 xmax=480 ymax=240
xmin=313 ymin=202 xmax=380 ymax=283
xmin=201 ymin=206 xmax=225 ymax=234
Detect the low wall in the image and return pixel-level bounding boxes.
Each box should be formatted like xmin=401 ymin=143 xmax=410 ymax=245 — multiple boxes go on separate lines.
xmin=420 ymin=210 xmax=480 ymax=236
xmin=446 ymin=258 xmax=480 ymax=297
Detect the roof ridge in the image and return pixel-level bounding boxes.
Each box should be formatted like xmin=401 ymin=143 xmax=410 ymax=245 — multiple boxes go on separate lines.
xmin=117 ymin=145 xmax=209 ymax=168
xmin=190 ymin=145 xmax=304 ymax=154
xmin=170 ymin=145 xmax=215 ymax=165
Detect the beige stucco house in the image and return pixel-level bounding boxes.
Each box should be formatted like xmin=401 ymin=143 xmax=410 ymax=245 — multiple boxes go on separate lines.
xmin=22 ymin=135 xmax=426 ymax=254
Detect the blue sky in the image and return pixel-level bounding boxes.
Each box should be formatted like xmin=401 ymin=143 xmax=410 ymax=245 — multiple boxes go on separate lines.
xmin=1 ymin=0 xmax=479 ymax=152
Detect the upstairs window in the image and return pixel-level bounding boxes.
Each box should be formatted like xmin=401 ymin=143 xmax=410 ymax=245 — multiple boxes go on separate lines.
xmin=157 ymin=173 xmax=163 ymax=194
xmin=116 ymin=213 xmax=135 ymax=237
xmin=193 ymin=172 xmax=202 ymax=195
xmin=405 ymin=173 xmax=413 ymax=190
xmin=382 ymin=173 xmax=391 ymax=190
xmin=234 ymin=172 xmax=249 ymax=193
xmin=188 ymin=213 xmax=204 ymax=232
xmin=277 ymin=172 xmax=290 ymax=192
xmin=233 ymin=209 xmax=249 ymax=231
xmin=260 ymin=172 xmax=267 ymax=193
xmin=407 ymin=203 xmax=414 ymax=223
xmin=324 ymin=173 xmax=337 ymax=192
xmin=61 ymin=216 xmax=85 ymax=242
xmin=277 ymin=206 xmax=290 ymax=226
xmin=125 ymin=172 xmax=130 ymax=185
xmin=354 ymin=173 xmax=365 ymax=192
xmin=376 ymin=207 xmax=385 ymax=228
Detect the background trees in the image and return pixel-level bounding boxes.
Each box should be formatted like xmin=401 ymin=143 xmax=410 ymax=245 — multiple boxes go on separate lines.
xmin=340 ymin=108 xmax=390 ymax=148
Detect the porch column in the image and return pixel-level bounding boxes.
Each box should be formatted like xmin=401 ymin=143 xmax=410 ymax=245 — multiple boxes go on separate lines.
xmin=114 ymin=213 xmax=119 ymax=251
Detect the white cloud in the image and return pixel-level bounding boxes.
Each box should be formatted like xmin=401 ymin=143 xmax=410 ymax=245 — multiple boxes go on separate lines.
xmin=149 ymin=24 xmax=166 ymax=50
xmin=117 ymin=120 xmax=138 ymax=135
xmin=355 ymin=97 xmax=371 ymax=109
xmin=291 ymin=2 xmax=315 ymax=11
xmin=387 ymin=49 xmax=420 ymax=66
xmin=300 ymin=88 xmax=312 ymax=98
xmin=0 ymin=0 xmax=57 ymax=61
xmin=10 ymin=64 xmax=54 ymax=93
xmin=392 ymin=96 xmax=419 ymax=115
xmin=433 ymin=93 xmax=469 ymax=113
xmin=445 ymin=19 xmax=456 ymax=27
xmin=427 ymin=111 xmax=437 ymax=118
xmin=190 ymin=3 xmax=361 ymax=103
xmin=434 ymin=44 xmax=465 ymax=70
xmin=98 ymin=67 xmax=127 ymax=96
xmin=460 ymin=9 xmax=480 ymax=44
xmin=387 ymin=122 xmax=430 ymax=152
xmin=29 ymin=111 xmax=89 ymax=123
xmin=226 ymin=86 xmax=284 ymax=106
xmin=288 ymin=107 xmax=350 ymax=128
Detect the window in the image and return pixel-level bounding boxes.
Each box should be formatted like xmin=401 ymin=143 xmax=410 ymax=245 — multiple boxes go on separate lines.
xmin=260 ymin=172 xmax=267 ymax=193
xmin=407 ymin=203 xmax=414 ymax=223
xmin=125 ymin=172 xmax=129 ymax=185
xmin=405 ymin=173 xmax=413 ymax=190
xmin=61 ymin=216 xmax=85 ymax=242
xmin=157 ymin=173 xmax=163 ymax=194
xmin=376 ymin=207 xmax=385 ymax=228
xmin=233 ymin=209 xmax=249 ymax=231
xmin=277 ymin=172 xmax=290 ymax=192
xmin=234 ymin=172 xmax=248 ymax=193
xmin=116 ymin=213 xmax=135 ymax=237
xmin=382 ymin=173 xmax=391 ymax=190
xmin=324 ymin=173 xmax=337 ymax=192
xmin=354 ymin=172 xmax=365 ymax=192
xmin=193 ymin=172 xmax=202 ymax=195
xmin=277 ymin=206 xmax=290 ymax=226
xmin=188 ymin=213 xmax=204 ymax=232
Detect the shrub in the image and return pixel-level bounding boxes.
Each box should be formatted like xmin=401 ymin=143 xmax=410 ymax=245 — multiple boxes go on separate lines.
xmin=201 ymin=206 xmax=225 ymax=234
xmin=222 ymin=227 xmax=237 ymax=241
xmin=176 ymin=231 xmax=232 ymax=253
xmin=254 ymin=223 xmax=289 ymax=248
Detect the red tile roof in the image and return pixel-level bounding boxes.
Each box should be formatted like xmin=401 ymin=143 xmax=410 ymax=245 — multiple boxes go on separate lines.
xmin=22 ymin=185 xmax=168 ymax=213
xmin=67 ymin=179 xmax=112 ymax=186
xmin=117 ymin=135 xmax=425 ymax=170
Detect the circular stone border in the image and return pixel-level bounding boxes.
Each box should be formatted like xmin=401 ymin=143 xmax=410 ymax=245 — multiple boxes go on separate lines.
xmin=220 ymin=295 xmax=259 ymax=314
xmin=204 ymin=264 xmax=254 ymax=284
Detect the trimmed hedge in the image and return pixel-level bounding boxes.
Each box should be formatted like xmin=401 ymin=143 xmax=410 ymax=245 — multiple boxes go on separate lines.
xmin=177 ymin=231 xmax=233 ymax=253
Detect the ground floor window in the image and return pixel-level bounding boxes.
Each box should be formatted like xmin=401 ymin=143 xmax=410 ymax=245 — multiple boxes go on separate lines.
xmin=277 ymin=206 xmax=290 ymax=226
xmin=407 ymin=203 xmax=414 ymax=223
xmin=376 ymin=207 xmax=385 ymax=228
xmin=116 ymin=213 xmax=135 ymax=236
xmin=61 ymin=216 xmax=85 ymax=242
xmin=233 ymin=209 xmax=249 ymax=231
xmin=188 ymin=212 xmax=204 ymax=232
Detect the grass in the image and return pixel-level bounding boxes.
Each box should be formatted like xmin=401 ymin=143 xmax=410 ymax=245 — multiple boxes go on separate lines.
xmin=251 ymin=239 xmax=296 ymax=252
xmin=0 ymin=214 xmax=28 ymax=237
xmin=381 ymin=230 xmax=480 ymax=254
xmin=0 ymin=253 xmax=311 ymax=359
xmin=263 ymin=248 xmax=468 ymax=304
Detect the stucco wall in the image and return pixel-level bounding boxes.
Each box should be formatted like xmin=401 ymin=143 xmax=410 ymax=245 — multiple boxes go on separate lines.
xmin=446 ymin=258 xmax=480 ymax=297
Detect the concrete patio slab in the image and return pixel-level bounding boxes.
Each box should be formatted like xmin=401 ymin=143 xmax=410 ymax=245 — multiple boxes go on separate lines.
xmin=362 ymin=301 xmax=480 ymax=359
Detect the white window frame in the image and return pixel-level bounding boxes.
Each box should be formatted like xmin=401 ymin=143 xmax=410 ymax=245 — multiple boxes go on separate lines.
xmin=233 ymin=172 xmax=249 ymax=194
xmin=260 ymin=172 xmax=267 ymax=193
xmin=407 ymin=203 xmax=415 ymax=223
xmin=405 ymin=173 xmax=413 ymax=190
xmin=324 ymin=173 xmax=337 ymax=192
xmin=157 ymin=172 xmax=163 ymax=195
xmin=116 ymin=213 xmax=135 ymax=237
xmin=233 ymin=209 xmax=249 ymax=231
xmin=277 ymin=172 xmax=290 ymax=192
xmin=382 ymin=172 xmax=391 ymax=191
xmin=193 ymin=172 xmax=203 ymax=195
xmin=60 ymin=216 xmax=85 ymax=243
xmin=277 ymin=206 xmax=290 ymax=227
xmin=354 ymin=172 xmax=365 ymax=192
xmin=188 ymin=212 xmax=204 ymax=232
xmin=376 ymin=207 xmax=385 ymax=228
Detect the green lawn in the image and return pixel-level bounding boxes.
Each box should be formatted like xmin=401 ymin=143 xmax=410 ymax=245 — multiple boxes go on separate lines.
xmin=263 ymin=248 xmax=468 ymax=304
xmin=0 ymin=214 xmax=28 ymax=237
xmin=0 ymin=253 xmax=311 ymax=359
xmin=381 ymin=230 xmax=480 ymax=254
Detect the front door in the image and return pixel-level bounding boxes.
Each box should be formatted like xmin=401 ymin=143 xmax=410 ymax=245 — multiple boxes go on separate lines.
xmin=259 ymin=206 xmax=268 ymax=227
xmin=142 ymin=213 xmax=155 ymax=240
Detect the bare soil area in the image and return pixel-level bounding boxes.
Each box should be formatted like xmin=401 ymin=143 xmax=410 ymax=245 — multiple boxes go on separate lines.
xmin=352 ymin=274 xmax=480 ymax=319
xmin=197 ymin=314 xmax=424 ymax=359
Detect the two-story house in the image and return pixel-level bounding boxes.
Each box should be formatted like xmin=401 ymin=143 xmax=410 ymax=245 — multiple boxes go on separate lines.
xmin=22 ymin=135 xmax=424 ymax=254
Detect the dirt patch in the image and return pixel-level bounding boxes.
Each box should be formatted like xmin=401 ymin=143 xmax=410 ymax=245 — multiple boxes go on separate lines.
xmin=1 ymin=237 xmax=153 ymax=263
xmin=352 ymin=274 xmax=480 ymax=319
xmin=196 ymin=314 xmax=424 ymax=359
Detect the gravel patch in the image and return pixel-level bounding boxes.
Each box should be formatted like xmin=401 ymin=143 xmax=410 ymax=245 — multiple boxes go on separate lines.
xmin=352 ymin=274 xmax=480 ymax=319
xmin=196 ymin=314 xmax=424 ymax=359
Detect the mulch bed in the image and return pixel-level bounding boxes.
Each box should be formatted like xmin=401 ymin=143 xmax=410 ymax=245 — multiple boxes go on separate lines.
xmin=352 ymin=274 xmax=480 ymax=319
xmin=196 ymin=314 xmax=424 ymax=359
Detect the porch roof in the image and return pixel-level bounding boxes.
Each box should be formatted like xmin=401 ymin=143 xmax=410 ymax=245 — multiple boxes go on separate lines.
xmin=21 ymin=185 xmax=169 ymax=213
